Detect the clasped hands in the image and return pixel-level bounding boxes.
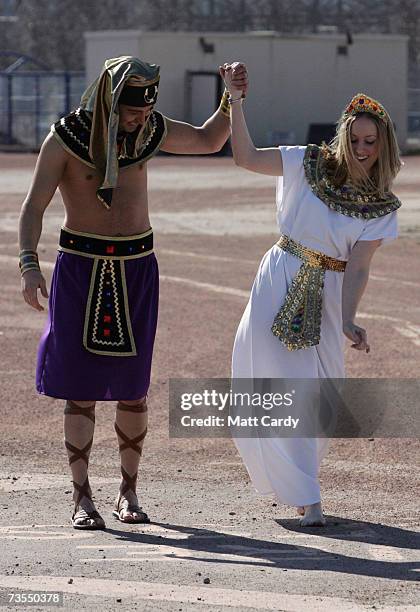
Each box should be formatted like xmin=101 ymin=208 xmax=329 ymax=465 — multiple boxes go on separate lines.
xmin=219 ymin=62 xmax=248 ymax=98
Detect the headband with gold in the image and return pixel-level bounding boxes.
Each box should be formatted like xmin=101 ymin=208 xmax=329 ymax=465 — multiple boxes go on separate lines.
xmin=343 ymin=93 xmax=389 ymax=123
xmin=118 ymin=75 xmax=160 ymax=107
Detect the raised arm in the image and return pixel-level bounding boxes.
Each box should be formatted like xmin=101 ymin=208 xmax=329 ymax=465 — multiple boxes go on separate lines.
xmin=19 ymin=132 xmax=68 ymax=311
xmin=342 ymin=239 xmax=382 ymax=352
xmin=222 ymin=63 xmax=283 ymax=177
xmin=160 ymin=113 xmax=230 ymax=155
xmin=160 ymin=62 xmax=248 ymax=155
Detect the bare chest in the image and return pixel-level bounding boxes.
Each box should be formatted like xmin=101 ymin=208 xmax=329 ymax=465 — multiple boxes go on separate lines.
xmin=59 ymin=156 xmax=150 ymax=235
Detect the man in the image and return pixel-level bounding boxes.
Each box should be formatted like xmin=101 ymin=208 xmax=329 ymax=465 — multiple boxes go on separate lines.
xmin=19 ymin=56 xmax=248 ymax=529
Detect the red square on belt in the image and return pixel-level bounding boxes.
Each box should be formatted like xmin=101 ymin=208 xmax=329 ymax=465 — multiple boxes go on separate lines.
xmin=106 ymin=245 xmax=115 ymax=254
xmin=103 ymin=315 xmax=111 ymax=323
xmin=103 ymin=329 xmax=111 ymax=337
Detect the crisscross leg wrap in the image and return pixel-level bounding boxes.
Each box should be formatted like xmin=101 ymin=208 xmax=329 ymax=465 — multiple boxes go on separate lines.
xmin=114 ymin=399 xmax=148 ymax=495
xmin=73 ymin=476 xmax=92 ymax=506
xmin=64 ymin=400 xmax=96 ymax=505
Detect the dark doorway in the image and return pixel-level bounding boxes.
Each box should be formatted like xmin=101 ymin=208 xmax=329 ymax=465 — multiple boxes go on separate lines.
xmin=185 ymin=70 xmax=228 ymax=155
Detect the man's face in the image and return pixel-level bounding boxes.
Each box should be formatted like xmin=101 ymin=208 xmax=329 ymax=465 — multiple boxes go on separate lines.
xmin=118 ymin=103 xmax=153 ymax=133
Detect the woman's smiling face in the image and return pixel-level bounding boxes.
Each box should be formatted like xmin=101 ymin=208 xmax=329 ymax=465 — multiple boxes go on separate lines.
xmin=350 ymin=115 xmax=380 ymax=176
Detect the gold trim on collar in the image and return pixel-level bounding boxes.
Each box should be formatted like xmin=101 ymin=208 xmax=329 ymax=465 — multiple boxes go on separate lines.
xmin=303 ymin=144 xmax=401 ymax=219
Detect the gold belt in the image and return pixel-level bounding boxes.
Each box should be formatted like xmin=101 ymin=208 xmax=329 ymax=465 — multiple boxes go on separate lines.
xmin=271 ymin=235 xmax=347 ymax=351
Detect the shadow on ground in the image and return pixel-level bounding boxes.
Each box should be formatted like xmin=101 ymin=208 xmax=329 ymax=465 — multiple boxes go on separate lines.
xmin=102 ymin=519 xmax=419 ymax=582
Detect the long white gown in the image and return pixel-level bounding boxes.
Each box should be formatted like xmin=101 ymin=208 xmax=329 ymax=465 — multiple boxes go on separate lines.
xmin=232 ymin=145 xmax=398 ymax=506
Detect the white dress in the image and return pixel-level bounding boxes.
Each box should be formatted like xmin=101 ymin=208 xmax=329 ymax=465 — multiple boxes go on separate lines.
xmin=232 ymin=145 xmax=398 ymax=506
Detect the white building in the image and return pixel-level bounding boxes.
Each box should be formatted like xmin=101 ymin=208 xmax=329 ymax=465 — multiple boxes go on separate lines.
xmin=85 ymin=30 xmax=408 ymax=149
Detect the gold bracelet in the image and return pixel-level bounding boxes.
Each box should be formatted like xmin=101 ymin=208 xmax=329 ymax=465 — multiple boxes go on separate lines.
xmin=19 ymin=250 xmax=41 ymax=276
xmin=219 ymin=89 xmax=230 ymax=118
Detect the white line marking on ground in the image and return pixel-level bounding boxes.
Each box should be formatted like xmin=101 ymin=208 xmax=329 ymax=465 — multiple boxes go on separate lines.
xmin=393 ymin=324 xmax=420 ymax=346
xmin=79 ymin=555 xmax=329 ymax=565
xmin=273 ymin=528 xmax=379 ymax=540
xmin=158 ymin=250 xmax=420 ymax=289
xmin=208 ymin=461 xmax=242 ymax=466
xmin=0 ymin=472 xmax=119 ymax=492
xmin=124 ymin=544 xmax=324 ymax=558
xmin=3 ymin=250 xmax=420 ymax=291
xmin=160 ymin=274 xmax=250 ymax=298
xmin=369 ymin=274 xmax=420 ymax=288
xmin=322 ymin=459 xmax=420 ymax=474
xmin=218 ymin=544 xmax=324 ymax=557
xmin=0 ymin=524 xmax=72 ymax=530
xmin=188 ymin=525 xmax=254 ymax=536
xmin=80 ymin=548 xmax=328 ymax=564
xmin=160 ymin=283 xmax=420 ymax=347
xmin=294 ymin=540 xmax=413 ymax=562
xmin=2 ymin=254 xmax=418 ymax=346
xmin=159 ymin=248 xmax=257 ymax=265
xmin=76 ymin=534 xmax=253 ymax=547
xmin=0 ymin=575 xmax=374 ymax=611
xmin=368 ymin=546 xmax=405 ymax=561
xmin=0 ymin=255 xmax=250 ymax=298
xmin=7 ymin=251 xmax=419 ymax=298
xmin=357 ymin=312 xmax=420 ymax=348
xmin=0 ymin=528 xmax=94 ymax=540
xmin=358 ymin=312 xmax=411 ymax=323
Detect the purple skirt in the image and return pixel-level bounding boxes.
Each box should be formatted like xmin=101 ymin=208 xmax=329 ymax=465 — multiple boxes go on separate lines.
xmin=36 ymin=248 xmax=159 ymax=401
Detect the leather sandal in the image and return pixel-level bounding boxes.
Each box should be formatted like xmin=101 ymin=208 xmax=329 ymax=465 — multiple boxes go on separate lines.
xmin=65 ymin=401 xmax=105 ymax=530
xmin=113 ymin=402 xmax=149 ymax=523
xmin=113 ymin=477 xmax=150 ymax=524
xmin=72 ymin=477 xmax=106 ymax=530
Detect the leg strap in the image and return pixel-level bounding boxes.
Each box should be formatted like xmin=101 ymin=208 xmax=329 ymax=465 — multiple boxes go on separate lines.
xmin=64 ymin=400 xmax=96 ymax=423
xmin=73 ymin=476 xmax=92 ymax=506
xmin=114 ymin=401 xmax=147 ymax=497
xmin=71 ymin=476 xmax=105 ymax=528
xmin=114 ymin=423 xmax=147 ymax=455
xmin=120 ymin=466 xmax=137 ymax=496
xmin=117 ymin=399 xmax=148 ymax=413
xmin=65 ymin=439 xmax=93 ymax=466
xmin=64 ymin=401 xmax=95 ymax=466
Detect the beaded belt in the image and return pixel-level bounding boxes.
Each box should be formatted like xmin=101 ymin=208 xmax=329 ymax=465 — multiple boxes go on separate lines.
xmin=59 ymin=227 xmax=154 ymax=357
xmin=271 ymin=235 xmax=347 ymax=351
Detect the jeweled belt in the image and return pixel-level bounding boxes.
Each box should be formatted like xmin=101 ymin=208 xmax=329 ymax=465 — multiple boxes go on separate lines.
xmin=58 ymin=227 xmax=154 ymax=357
xmin=271 ymin=235 xmax=347 ymax=351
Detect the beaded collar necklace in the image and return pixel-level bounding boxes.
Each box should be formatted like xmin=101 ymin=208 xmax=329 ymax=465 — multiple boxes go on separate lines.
xmin=303 ymin=144 xmax=401 ymax=220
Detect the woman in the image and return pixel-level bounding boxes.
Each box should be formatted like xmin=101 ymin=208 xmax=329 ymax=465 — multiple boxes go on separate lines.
xmin=222 ymin=63 xmax=402 ymax=526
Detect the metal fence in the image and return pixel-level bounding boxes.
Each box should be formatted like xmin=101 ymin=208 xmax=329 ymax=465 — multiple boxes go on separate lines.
xmin=0 ymin=71 xmax=85 ymax=149
xmin=0 ymin=70 xmax=419 ymax=149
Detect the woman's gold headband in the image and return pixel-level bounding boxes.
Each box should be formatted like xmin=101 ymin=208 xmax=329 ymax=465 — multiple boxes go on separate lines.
xmin=343 ymin=93 xmax=389 ymax=124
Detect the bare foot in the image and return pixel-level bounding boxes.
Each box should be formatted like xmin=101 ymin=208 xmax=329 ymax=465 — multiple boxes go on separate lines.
xmin=299 ymin=502 xmax=326 ymax=527
xmin=72 ymin=493 xmax=105 ymax=529
xmin=113 ymin=490 xmax=149 ymax=523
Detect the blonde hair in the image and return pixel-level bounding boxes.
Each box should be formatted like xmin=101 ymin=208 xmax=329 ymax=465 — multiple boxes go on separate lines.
xmin=325 ymin=112 xmax=402 ymax=197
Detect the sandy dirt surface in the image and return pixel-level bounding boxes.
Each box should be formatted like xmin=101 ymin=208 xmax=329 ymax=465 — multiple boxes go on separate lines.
xmin=0 ymin=153 xmax=419 ymax=611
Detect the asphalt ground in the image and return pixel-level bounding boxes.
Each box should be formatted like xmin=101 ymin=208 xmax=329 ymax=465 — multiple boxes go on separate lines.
xmin=0 ymin=153 xmax=419 ymax=611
